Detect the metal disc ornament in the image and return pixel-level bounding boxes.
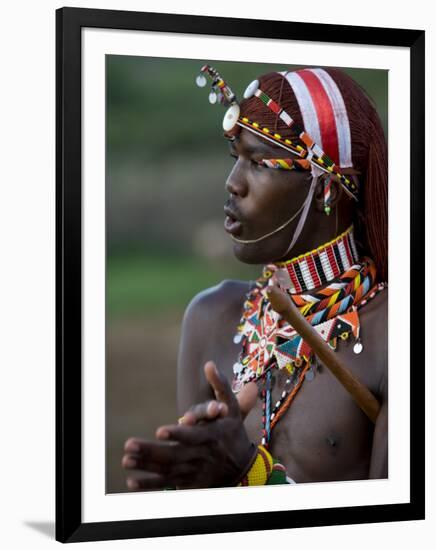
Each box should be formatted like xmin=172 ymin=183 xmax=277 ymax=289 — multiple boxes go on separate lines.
xmin=353 ymin=340 xmax=363 ymax=354
xmin=243 ymin=79 xmax=259 ymax=99
xmin=222 ymin=103 xmax=240 ymax=132
xmin=233 ymin=362 xmax=243 ymax=375
xmin=195 ymin=74 xmax=207 ymax=88
xmin=233 ymin=333 xmax=243 ymax=344
xmin=305 ymin=367 xmax=315 ymax=381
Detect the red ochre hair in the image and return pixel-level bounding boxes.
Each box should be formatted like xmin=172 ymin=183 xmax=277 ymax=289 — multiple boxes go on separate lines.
xmin=234 ymin=68 xmax=388 ymax=282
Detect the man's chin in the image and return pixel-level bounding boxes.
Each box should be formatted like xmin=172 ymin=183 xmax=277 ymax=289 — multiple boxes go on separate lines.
xmin=232 ymin=241 xmax=277 ymax=265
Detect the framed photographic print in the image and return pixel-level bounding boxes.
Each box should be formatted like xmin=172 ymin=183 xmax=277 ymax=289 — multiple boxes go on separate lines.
xmin=56 ymin=6 xmax=425 ymax=543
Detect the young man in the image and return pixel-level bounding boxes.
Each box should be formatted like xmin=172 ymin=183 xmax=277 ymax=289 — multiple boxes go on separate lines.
xmin=122 ymin=66 xmax=388 ymax=489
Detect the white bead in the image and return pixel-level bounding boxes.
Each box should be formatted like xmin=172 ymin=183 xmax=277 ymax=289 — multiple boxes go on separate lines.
xmin=208 ymin=91 xmax=217 ymax=104
xmin=353 ymin=341 xmax=363 ymax=354
xmin=233 ymin=362 xmax=242 ymax=374
xmin=196 ymin=74 xmax=207 ymax=87
xmin=222 ymin=103 xmax=240 ymax=132
xmin=243 ymin=79 xmax=259 ymax=99
xmin=233 ymin=333 xmax=243 ymax=344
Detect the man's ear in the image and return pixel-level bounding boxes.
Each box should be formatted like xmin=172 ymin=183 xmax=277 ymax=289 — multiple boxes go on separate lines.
xmin=314 ymin=176 xmax=343 ymax=213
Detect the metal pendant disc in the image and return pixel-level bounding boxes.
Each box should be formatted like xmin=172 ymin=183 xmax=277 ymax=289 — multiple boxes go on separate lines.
xmin=353 ymin=341 xmax=363 ymax=354
xmin=233 ymin=333 xmax=243 ymax=344
xmin=196 ymin=74 xmax=207 ymax=87
xmin=233 ymin=362 xmax=243 ymax=374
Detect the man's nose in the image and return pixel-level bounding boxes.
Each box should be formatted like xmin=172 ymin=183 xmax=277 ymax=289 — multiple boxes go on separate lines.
xmin=225 ymin=161 xmax=248 ymax=197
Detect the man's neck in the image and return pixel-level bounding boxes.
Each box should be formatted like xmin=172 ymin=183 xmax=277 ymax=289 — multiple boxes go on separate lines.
xmin=270 ymin=224 xmax=359 ymax=295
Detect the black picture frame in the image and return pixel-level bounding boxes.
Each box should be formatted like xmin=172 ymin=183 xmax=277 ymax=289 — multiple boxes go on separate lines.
xmin=56 ymin=6 xmax=425 ymax=543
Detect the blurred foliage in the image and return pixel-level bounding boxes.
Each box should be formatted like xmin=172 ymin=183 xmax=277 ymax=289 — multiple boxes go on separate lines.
xmin=108 ymin=253 xmax=260 ymax=317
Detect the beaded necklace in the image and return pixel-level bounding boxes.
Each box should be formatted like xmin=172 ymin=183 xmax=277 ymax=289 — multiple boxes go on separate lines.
xmin=231 ymin=225 xmax=386 ymax=448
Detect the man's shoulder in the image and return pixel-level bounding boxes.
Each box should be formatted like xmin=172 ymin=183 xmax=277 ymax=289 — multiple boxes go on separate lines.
xmin=183 ymin=279 xmax=251 ymax=329
xmin=177 ymin=279 xmax=252 ymax=409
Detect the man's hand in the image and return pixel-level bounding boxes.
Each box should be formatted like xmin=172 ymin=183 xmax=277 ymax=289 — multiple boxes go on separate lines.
xmin=178 ymin=364 xmax=258 ymax=426
xmin=122 ymin=361 xmax=257 ymax=490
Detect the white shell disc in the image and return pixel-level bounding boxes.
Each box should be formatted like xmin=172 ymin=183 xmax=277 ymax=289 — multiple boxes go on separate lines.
xmin=195 ymin=74 xmax=207 ymax=87
xmin=222 ymin=103 xmax=240 ymax=132
xmin=233 ymin=362 xmax=243 ymax=374
xmin=353 ymin=341 xmax=363 ymax=354
xmin=208 ymin=91 xmax=217 ymax=104
xmin=243 ymin=79 xmax=259 ymax=99
xmin=233 ymin=333 xmax=243 ymax=344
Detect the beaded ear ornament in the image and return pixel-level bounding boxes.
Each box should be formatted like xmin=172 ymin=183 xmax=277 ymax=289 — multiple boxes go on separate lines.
xmin=195 ymin=64 xmax=359 ymax=203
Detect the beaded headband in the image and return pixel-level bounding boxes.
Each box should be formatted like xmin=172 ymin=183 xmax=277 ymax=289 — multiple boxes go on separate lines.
xmin=196 ymin=64 xmax=359 ymax=201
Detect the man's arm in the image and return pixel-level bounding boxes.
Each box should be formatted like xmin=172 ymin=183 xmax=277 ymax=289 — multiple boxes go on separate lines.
xmin=176 ymin=286 xmax=222 ymax=416
xmin=368 ymin=370 xmax=388 ymax=479
xmin=177 ymin=279 xmax=249 ymax=416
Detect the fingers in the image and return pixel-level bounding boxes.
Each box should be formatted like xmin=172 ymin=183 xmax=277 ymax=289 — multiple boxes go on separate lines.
xmin=123 ymin=438 xmax=209 ymax=490
xmin=124 ymin=436 xmax=178 ymax=458
xmin=179 ymin=400 xmax=228 ymax=426
xmin=155 ymin=423 xmax=216 ymax=446
xmin=122 ymin=437 xmax=208 ymax=478
xmin=179 ymin=382 xmax=257 ymax=427
xmin=204 ymin=361 xmax=240 ymax=416
xmin=266 ymin=285 xmax=296 ymax=318
xmin=236 ymin=381 xmax=258 ymax=419
xmin=126 ymin=461 xmax=204 ymax=490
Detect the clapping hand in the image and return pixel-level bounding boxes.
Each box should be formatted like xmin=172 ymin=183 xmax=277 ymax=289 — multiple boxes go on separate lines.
xmin=122 ymin=361 xmax=258 ymax=490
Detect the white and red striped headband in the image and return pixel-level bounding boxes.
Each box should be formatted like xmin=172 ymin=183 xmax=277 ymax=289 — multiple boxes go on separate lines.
xmin=236 ymin=68 xmax=358 ymax=200
xmin=195 ymin=65 xmax=358 ymax=201
xmin=279 ymin=69 xmax=352 ymax=169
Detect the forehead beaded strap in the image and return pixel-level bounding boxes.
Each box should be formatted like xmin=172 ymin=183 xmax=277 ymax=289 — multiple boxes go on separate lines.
xmin=259 ymin=158 xmax=311 ymax=170
xmin=237 ymin=115 xmax=357 ymax=200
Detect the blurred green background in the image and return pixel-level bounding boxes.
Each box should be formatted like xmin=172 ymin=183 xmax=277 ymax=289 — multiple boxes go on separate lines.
xmin=106 ymin=56 xmax=388 ymax=493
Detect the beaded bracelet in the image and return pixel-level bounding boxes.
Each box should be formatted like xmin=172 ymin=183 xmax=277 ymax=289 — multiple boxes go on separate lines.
xmin=164 ymin=444 xmax=291 ymax=489
xmin=237 ymin=444 xmax=291 ymax=486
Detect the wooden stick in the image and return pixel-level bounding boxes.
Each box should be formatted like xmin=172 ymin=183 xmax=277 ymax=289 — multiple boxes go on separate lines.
xmin=266 ymin=285 xmax=380 ymax=423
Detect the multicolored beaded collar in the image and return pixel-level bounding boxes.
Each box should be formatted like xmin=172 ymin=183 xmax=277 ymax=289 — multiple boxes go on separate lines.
xmin=231 ymin=230 xmax=386 ymax=447
xmin=273 ymin=224 xmax=359 ymax=294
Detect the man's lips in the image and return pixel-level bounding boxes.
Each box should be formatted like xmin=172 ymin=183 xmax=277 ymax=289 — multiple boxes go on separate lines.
xmin=224 ymin=205 xmax=243 ymax=236
xmin=224 ymin=215 xmax=243 ymax=235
